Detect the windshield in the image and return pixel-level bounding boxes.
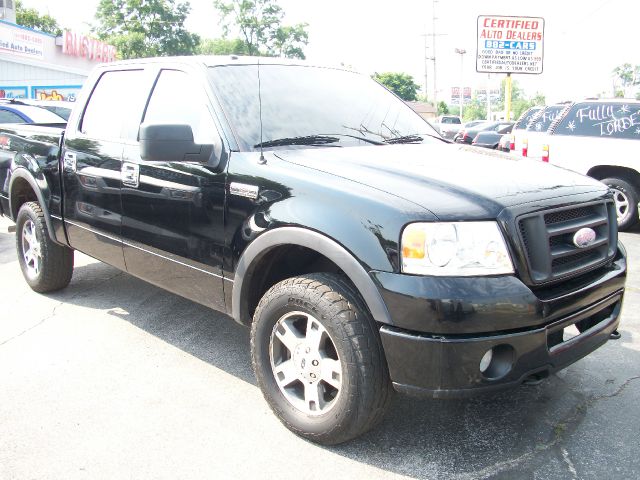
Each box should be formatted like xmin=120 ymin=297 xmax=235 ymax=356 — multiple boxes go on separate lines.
xmin=208 ymin=64 xmax=440 ymax=151
xmin=14 ymin=105 xmax=66 ymax=123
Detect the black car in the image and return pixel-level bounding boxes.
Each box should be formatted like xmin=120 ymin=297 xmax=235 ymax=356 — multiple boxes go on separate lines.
xmin=456 ymin=121 xmax=513 ymax=145
xmin=472 ymin=122 xmax=514 ymax=149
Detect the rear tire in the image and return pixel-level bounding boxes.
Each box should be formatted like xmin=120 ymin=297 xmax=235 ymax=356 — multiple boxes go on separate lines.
xmin=16 ymin=202 xmax=74 ymax=292
xmin=601 ymin=177 xmax=638 ymax=231
xmin=251 ymin=273 xmax=392 ymax=445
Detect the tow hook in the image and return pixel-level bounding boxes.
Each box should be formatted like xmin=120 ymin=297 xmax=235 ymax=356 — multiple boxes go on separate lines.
xmin=609 ymin=330 xmax=621 ymax=340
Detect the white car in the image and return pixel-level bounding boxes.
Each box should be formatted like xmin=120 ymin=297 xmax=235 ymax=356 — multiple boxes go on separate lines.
xmin=540 ymin=99 xmax=640 ymax=230
xmin=511 ymin=104 xmax=567 ymax=158
xmin=506 ymin=106 xmax=543 ymax=152
xmin=433 ymin=115 xmax=462 ymax=139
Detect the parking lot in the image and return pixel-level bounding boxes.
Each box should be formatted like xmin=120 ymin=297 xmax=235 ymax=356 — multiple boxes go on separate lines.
xmin=0 ymin=214 xmax=638 ymax=480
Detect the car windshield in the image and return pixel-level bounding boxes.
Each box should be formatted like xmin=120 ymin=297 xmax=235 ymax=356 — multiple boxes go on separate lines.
xmin=8 ymin=105 xmax=66 ymax=123
xmin=208 ymin=64 xmax=440 ymax=151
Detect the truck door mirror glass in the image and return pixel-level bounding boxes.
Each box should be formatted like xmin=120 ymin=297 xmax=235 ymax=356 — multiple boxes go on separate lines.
xmin=139 ymin=123 xmax=218 ymax=166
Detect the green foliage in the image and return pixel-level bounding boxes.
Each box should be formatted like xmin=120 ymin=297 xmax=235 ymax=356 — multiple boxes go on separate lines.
xmin=462 ymin=97 xmax=486 ymax=121
xmin=15 ymin=0 xmax=62 ymax=36
xmin=213 ymin=0 xmax=309 ymax=59
xmin=198 ymin=38 xmax=250 ymax=55
xmin=372 ymin=72 xmax=420 ymax=101
xmin=613 ymin=63 xmax=640 ymax=97
xmin=94 ymin=0 xmax=200 ymax=59
xmin=437 ymin=101 xmax=449 ymax=115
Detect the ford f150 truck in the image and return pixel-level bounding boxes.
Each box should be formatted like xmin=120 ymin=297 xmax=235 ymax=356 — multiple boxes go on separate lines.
xmin=0 ymin=56 xmax=626 ymax=445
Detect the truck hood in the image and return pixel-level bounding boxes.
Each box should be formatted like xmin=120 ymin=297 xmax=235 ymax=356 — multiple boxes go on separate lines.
xmin=274 ymin=143 xmax=607 ymax=220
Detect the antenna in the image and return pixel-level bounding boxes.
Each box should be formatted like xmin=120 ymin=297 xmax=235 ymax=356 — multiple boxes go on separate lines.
xmin=257 ymin=57 xmax=266 ymax=165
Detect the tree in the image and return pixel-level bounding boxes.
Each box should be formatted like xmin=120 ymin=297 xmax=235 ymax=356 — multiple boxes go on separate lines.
xmin=372 ymin=72 xmax=420 ymax=102
xmin=437 ymin=101 xmax=449 ymax=115
xmin=15 ymin=0 xmax=62 ymax=36
xmin=213 ymin=0 xmax=309 ymax=59
xmin=613 ymin=63 xmax=640 ymax=97
xmin=198 ymin=38 xmax=249 ymax=55
xmin=94 ymin=0 xmax=200 ymax=59
xmin=462 ymin=97 xmax=486 ymax=121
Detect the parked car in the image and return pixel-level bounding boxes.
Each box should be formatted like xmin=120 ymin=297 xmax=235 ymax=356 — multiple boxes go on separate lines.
xmin=20 ymin=99 xmax=74 ymax=120
xmin=452 ymin=120 xmax=487 ymax=142
xmin=511 ymin=104 xmax=568 ymax=157
xmin=0 ymin=56 xmax=626 ymax=445
xmin=472 ymin=122 xmax=514 ymax=149
xmin=538 ymin=99 xmax=640 ymax=230
xmin=0 ymin=100 xmax=66 ymax=124
xmin=433 ymin=114 xmax=462 ymax=139
xmin=507 ymin=106 xmax=544 ymax=152
xmin=456 ymin=121 xmax=513 ymax=145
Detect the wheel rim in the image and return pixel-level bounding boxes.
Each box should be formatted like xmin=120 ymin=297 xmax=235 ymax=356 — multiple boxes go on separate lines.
xmin=21 ymin=219 xmax=42 ymax=278
xmin=611 ymin=187 xmax=630 ymax=224
xmin=269 ymin=311 xmax=342 ymax=416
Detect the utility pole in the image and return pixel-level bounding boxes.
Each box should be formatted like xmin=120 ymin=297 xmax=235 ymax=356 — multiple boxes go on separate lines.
xmin=422 ymin=1 xmax=446 ymax=105
xmin=486 ymin=73 xmax=492 ymax=120
xmin=455 ymin=48 xmax=466 ymax=119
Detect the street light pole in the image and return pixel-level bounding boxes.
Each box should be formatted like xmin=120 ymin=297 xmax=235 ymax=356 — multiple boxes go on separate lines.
xmin=455 ymin=48 xmax=466 ymax=120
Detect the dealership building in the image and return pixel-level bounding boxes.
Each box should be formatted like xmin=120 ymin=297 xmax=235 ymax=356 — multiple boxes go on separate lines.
xmin=0 ymin=2 xmax=115 ymax=102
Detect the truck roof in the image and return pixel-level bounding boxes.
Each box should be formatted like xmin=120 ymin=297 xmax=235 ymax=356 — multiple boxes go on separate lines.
xmin=98 ymin=55 xmax=345 ymax=71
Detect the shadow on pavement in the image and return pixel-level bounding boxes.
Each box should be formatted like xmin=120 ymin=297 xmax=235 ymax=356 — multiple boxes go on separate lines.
xmin=40 ymin=259 xmax=640 ymax=479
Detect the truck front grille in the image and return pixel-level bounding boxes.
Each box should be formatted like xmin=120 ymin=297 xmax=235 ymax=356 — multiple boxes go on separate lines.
xmin=517 ymin=201 xmax=617 ymax=285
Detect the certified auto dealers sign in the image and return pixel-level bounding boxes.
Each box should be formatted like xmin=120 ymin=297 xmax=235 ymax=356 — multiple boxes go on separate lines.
xmin=476 ymin=15 xmax=545 ymax=74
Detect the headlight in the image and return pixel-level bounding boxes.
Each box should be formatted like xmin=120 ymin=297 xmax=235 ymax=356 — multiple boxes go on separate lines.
xmin=401 ymin=222 xmax=514 ymax=276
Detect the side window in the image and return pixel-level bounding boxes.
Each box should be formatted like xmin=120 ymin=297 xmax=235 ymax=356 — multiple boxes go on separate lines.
xmin=0 ymin=109 xmax=25 ymax=123
xmin=80 ymin=69 xmax=147 ymax=141
xmin=143 ymin=70 xmax=217 ymax=144
xmin=556 ymin=102 xmax=640 ymax=139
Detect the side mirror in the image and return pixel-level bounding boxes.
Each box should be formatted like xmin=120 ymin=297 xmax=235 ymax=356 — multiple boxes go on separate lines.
xmin=139 ymin=123 xmax=218 ymax=166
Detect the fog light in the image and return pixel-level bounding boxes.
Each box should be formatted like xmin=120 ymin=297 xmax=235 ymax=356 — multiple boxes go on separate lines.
xmin=479 ymin=348 xmax=493 ymax=373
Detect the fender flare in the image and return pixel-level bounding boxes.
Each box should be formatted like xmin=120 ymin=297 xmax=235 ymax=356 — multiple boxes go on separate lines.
xmin=231 ymin=227 xmax=393 ymax=326
xmin=9 ymin=168 xmax=62 ymax=245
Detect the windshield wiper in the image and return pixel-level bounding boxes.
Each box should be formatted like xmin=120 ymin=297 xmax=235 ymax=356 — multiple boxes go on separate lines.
xmin=254 ymin=135 xmax=340 ymax=148
xmin=383 ymin=134 xmax=424 ymax=144
xmin=254 ymin=133 xmax=384 ymax=149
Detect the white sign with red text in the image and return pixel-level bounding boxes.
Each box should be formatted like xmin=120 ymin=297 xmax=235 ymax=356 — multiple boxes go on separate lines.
xmin=476 ymin=15 xmax=545 ymax=74
xmin=0 ymin=22 xmax=44 ymax=59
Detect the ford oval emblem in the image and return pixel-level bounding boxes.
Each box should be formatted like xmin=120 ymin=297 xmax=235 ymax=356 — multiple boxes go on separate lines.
xmin=573 ymin=228 xmax=597 ymax=248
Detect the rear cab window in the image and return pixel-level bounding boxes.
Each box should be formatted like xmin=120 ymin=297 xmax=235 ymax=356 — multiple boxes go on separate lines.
xmin=514 ymin=107 xmax=542 ymax=130
xmin=554 ymin=102 xmax=640 ymax=139
xmin=527 ymin=105 xmax=565 ymax=132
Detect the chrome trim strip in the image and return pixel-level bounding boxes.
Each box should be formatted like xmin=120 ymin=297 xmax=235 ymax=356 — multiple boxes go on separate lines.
xmin=64 ymin=219 xmax=233 ymax=283
xmin=51 ymin=214 xmax=62 ymax=221
xmin=64 ymin=219 xmax=121 ymax=244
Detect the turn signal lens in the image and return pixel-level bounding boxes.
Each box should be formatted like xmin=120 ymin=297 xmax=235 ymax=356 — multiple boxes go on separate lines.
xmin=522 ymin=138 xmax=528 ymax=157
xmin=401 ymin=225 xmax=426 ymax=259
xmin=542 ymin=144 xmax=549 ymax=163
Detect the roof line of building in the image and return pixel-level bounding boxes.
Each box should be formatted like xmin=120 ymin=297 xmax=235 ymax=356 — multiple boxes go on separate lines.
xmin=0 ymin=19 xmax=58 ymax=38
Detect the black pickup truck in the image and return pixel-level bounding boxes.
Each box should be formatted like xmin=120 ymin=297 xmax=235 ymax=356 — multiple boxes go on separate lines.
xmin=0 ymin=56 xmax=626 ymax=445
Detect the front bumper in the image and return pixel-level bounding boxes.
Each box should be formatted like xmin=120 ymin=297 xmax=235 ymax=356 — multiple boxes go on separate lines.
xmin=374 ymin=246 xmax=626 ymax=398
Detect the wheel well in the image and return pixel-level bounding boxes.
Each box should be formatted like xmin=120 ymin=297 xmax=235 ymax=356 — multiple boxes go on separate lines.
xmin=10 ymin=177 xmax=37 ymax=219
xmin=243 ymin=245 xmax=345 ymax=325
xmin=587 ymin=166 xmax=640 ymax=192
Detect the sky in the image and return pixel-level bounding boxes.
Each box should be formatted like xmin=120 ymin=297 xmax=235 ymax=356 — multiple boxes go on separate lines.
xmin=17 ymin=0 xmax=639 ymax=104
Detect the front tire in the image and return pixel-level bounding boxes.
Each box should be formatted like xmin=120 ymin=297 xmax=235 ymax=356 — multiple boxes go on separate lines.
xmin=16 ymin=202 xmax=74 ymax=292
xmin=251 ymin=273 xmax=392 ymax=445
xmin=601 ymin=177 xmax=638 ymax=231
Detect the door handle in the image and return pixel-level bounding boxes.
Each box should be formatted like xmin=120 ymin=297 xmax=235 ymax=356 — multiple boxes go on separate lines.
xmin=63 ymin=151 xmax=76 ymax=172
xmin=121 ymin=162 xmax=140 ymax=188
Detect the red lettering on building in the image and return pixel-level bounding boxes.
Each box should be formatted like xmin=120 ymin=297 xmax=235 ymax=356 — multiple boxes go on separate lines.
xmin=62 ymin=30 xmax=116 ymax=62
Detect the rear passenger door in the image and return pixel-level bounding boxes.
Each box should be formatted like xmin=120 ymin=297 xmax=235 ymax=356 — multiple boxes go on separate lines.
xmin=120 ymin=67 xmax=227 ymax=312
xmin=62 ymin=68 xmax=153 ymax=269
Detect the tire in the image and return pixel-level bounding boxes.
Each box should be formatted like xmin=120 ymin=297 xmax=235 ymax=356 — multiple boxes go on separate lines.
xmin=16 ymin=202 xmax=74 ymax=293
xmin=251 ymin=273 xmax=392 ymax=445
xmin=601 ymin=177 xmax=639 ymax=231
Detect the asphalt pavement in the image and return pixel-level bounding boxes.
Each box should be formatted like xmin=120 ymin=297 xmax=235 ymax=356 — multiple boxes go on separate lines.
xmin=1 ymin=215 xmax=638 ymax=480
